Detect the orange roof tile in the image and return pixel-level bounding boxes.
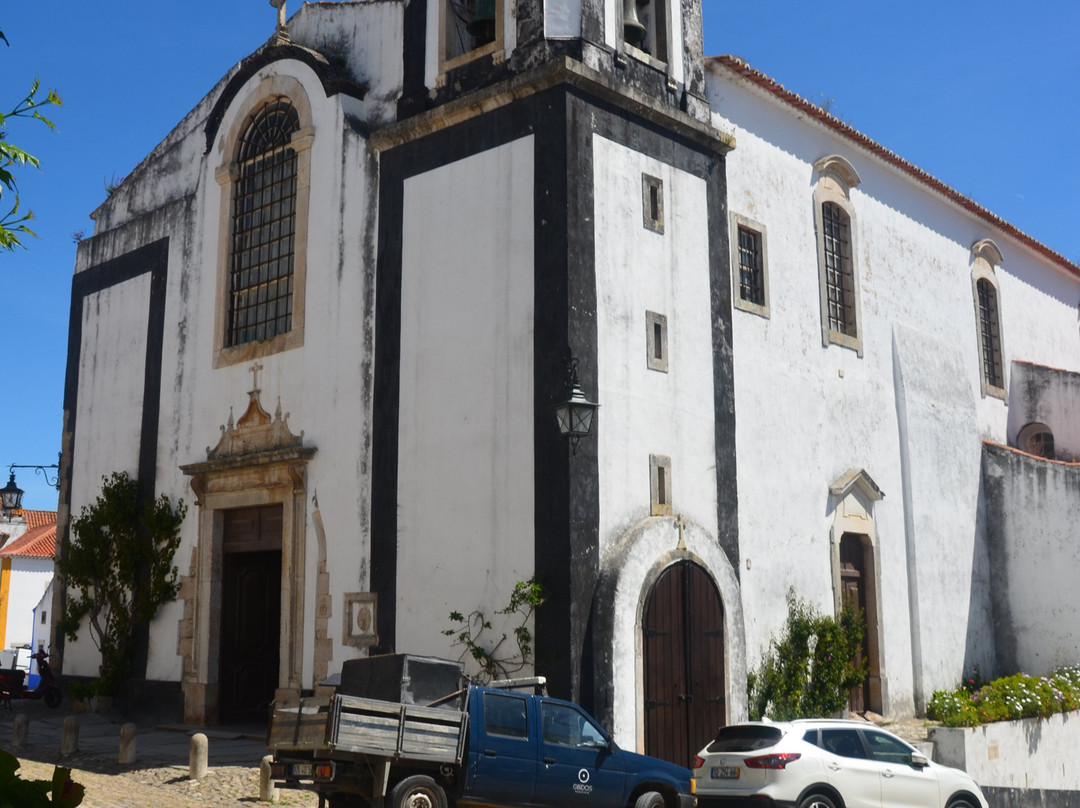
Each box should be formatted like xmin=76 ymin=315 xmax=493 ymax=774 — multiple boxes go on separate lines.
xmin=708 ymin=55 xmax=1080 ymax=281
xmin=22 ymin=510 xmax=58 ymax=530
xmin=0 ymin=522 xmax=57 ymax=559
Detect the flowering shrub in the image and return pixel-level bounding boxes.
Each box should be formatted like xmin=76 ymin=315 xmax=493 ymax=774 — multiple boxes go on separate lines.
xmin=927 ymin=665 xmax=1080 ymax=727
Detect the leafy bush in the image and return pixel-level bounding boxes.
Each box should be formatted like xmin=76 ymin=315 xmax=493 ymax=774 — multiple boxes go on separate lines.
xmin=927 ymin=665 xmax=1080 ymax=727
xmin=0 ymin=750 xmax=83 ymax=807
xmin=748 ymin=590 xmax=867 ymax=721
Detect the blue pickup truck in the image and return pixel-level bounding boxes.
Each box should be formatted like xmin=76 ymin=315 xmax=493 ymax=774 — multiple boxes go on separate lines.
xmin=268 ymin=655 xmax=694 ymax=808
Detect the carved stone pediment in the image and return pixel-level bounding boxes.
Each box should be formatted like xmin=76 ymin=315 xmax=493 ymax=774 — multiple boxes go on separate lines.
xmin=207 ymin=390 xmax=304 ymax=460
xmin=180 ymin=365 xmax=315 ymax=486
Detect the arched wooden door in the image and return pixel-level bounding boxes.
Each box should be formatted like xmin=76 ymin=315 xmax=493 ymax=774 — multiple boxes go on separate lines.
xmin=643 ymin=561 xmax=726 ymax=765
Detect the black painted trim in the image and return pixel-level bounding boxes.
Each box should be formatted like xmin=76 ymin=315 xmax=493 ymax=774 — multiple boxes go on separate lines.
xmin=205 ymin=44 xmax=368 ymax=153
xmin=372 ymin=80 xmax=733 ymax=700
xmin=57 ymin=238 xmax=170 ymax=678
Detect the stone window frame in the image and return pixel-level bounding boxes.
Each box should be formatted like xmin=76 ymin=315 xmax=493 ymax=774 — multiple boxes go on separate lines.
xmin=970 ymin=239 xmax=1007 ymax=400
xmin=438 ymin=0 xmax=506 ymax=77
xmin=645 ymin=310 xmax=668 ymax=372
xmin=812 ymin=155 xmax=864 ymax=357
xmin=1016 ymin=421 xmax=1055 ymax=459
xmin=213 ymin=75 xmax=314 ymax=370
xmin=730 ymin=213 xmax=770 ymax=318
xmin=642 ymin=173 xmax=664 ymax=234
xmin=649 ymin=454 xmax=672 ymax=516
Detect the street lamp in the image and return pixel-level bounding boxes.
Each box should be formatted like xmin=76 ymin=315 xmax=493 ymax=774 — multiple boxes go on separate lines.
xmin=1 ymin=455 xmax=61 ymax=513
xmin=553 ymin=352 xmax=599 ymax=455
xmin=1 ymin=472 xmax=23 ymax=512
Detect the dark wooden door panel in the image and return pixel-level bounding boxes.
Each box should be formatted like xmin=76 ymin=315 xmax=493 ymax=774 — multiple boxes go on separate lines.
xmin=220 ymin=504 xmax=283 ymax=724
xmin=644 ymin=561 xmax=726 ymax=766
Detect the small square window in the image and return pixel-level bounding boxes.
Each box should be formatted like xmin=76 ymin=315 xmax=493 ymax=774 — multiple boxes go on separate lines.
xmin=642 ymin=174 xmax=664 ymax=234
xmin=646 ymin=311 xmax=668 ymax=372
xmin=650 ymin=454 xmax=672 ymax=516
xmin=731 ymin=214 xmax=770 ymax=318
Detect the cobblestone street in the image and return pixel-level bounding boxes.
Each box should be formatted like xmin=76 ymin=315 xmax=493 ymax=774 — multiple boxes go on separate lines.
xmin=1 ymin=700 xmax=319 ymax=807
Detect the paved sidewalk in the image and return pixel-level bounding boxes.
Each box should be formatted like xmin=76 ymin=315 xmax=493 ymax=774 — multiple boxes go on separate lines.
xmin=0 ymin=698 xmax=319 ymax=807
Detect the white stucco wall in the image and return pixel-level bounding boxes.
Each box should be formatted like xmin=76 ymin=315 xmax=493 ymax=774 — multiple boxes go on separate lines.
xmin=592 ymin=134 xmax=744 ymax=745
xmin=69 ymin=20 xmax=387 ymax=689
xmin=983 ymin=446 xmax=1080 ymax=676
xmin=395 ymin=137 xmax=536 ymax=673
xmin=2 ymin=559 xmax=53 ymax=649
xmin=708 ymin=65 xmax=1080 ymax=716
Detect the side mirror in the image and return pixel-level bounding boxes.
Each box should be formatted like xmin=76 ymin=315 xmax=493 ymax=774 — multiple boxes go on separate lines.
xmin=909 ymin=751 xmax=929 ymax=768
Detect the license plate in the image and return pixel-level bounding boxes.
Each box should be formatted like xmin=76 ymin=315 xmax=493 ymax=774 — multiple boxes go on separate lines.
xmin=711 ymin=766 xmax=740 ymax=779
xmin=291 ymin=764 xmax=314 ymax=777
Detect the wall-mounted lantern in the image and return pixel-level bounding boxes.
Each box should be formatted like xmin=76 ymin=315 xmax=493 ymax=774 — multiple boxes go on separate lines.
xmin=553 ymin=352 xmax=599 ymax=455
xmin=1 ymin=472 xmax=24 ymax=513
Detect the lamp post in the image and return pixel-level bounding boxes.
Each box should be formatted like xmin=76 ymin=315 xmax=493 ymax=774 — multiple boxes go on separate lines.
xmin=553 ymin=352 xmax=599 ymax=455
xmin=1 ymin=455 xmax=60 ymax=514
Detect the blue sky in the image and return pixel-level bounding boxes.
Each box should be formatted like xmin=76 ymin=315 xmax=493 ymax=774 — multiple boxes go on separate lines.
xmin=3 ymin=1 xmax=1078 ymax=510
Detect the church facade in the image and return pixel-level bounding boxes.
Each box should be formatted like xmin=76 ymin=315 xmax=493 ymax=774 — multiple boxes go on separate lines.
xmin=57 ymin=0 xmax=1080 ymax=762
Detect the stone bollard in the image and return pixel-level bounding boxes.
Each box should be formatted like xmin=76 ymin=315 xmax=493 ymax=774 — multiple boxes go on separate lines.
xmin=61 ymin=716 xmax=79 ymax=756
xmin=118 ymin=722 xmax=138 ymax=764
xmin=11 ymin=714 xmax=28 ymax=749
xmin=259 ymin=754 xmax=278 ymax=803
xmin=189 ymin=732 xmax=209 ymax=780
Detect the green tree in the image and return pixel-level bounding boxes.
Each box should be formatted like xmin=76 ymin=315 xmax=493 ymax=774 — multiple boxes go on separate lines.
xmin=1 ymin=28 xmax=62 ymax=251
xmin=57 ymin=472 xmax=186 ymax=695
xmin=748 ymin=589 xmax=867 ymax=721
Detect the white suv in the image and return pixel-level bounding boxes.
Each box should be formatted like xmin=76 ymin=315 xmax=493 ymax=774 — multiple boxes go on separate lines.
xmin=692 ymin=719 xmax=987 ymax=808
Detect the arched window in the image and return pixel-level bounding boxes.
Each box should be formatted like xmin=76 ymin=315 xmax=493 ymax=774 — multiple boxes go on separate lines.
xmin=813 ymin=155 xmax=863 ymax=355
xmin=822 ymin=201 xmax=855 ymax=337
xmin=227 ymin=100 xmax=300 ymax=348
xmin=976 ymin=278 xmax=1003 ymax=390
xmin=1017 ymin=422 xmax=1055 ymax=460
xmin=970 ymin=239 xmax=1006 ymax=398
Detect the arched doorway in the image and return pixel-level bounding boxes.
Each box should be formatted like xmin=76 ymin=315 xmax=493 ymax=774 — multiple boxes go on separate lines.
xmin=643 ymin=560 xmax=725 ymax=765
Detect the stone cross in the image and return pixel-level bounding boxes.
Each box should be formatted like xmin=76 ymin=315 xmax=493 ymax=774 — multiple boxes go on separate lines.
xmin=250 ymin=361 xmax=263 ymax=393
xmin=674 ymin=513 xmax=687 ymax=550
xmin=269 ymin=0 xmax=289 ymax=43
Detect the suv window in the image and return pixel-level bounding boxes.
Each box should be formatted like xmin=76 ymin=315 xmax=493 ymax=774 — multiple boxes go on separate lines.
xmin=483 ymin=692 xmax=528 ymax=738
xmin=820 ymin=728 xmax=867 ymax=759
xmin=864 ymin=730 xmax=915 ymax=764
xmin=707 ymin=725 xmax=783 ymax=753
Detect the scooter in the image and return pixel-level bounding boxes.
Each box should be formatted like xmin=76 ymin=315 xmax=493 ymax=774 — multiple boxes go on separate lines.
xmin=0 ymin=650 xmax=62 ymax=708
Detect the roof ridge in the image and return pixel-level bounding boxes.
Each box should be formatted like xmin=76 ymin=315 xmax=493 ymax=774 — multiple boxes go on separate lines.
xmin=707 ymin=55 xmax=1080 ymax=280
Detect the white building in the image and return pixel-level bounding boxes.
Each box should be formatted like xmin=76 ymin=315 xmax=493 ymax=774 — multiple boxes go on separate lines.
xmin=57 ymin=0 xmax=1079 ymax=764
xmin=0 ymin=510 xmax=57 ymax=652
xmin=708 ymin=56 xmax=1080 ymax=716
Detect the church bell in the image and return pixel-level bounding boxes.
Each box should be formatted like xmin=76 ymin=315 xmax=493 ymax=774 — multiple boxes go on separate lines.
xmin=623 ymin=0 xmax=648 ymax=49
xmin=466 ymin=0 xmax=497 ymax=46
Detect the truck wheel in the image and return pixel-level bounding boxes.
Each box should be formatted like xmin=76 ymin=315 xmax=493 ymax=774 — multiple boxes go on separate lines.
xmin=635 ymin=791 xmax=666 ymax=808
xmin=390 ymin=775 xmax=447 ymax=808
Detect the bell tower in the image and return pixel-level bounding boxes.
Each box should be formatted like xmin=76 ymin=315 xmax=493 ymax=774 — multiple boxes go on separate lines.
xmin=375 ymin=0 xmax=734 ymax=714
xmin=401 ymin=0 xmax=709 ymax=123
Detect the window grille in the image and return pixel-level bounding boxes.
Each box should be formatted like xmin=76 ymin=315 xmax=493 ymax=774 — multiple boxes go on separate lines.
xmin=976 ymin=278 xmax=1003 ymax=389
xmin=227 ymin=100 xmax=299 ymax=348
xmin=822 ymin=202 xmax=855 ymax=336
xmin=737 ymin=226 xmax=765 ymax=306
